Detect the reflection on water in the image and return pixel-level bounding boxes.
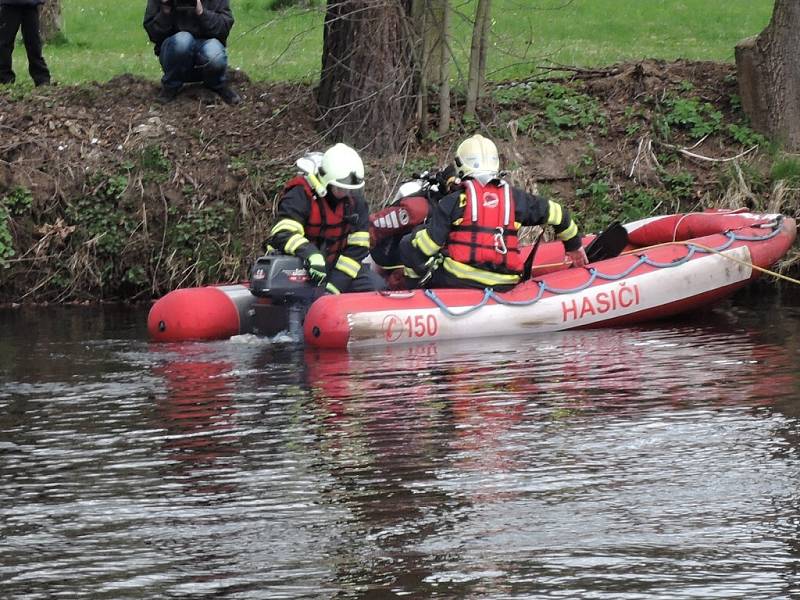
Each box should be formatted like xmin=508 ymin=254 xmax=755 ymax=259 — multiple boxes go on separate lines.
xmin=1 ymin=289 xmax=800 ymax=599
xmin=154 ymin=347 xmax=241 ymax=496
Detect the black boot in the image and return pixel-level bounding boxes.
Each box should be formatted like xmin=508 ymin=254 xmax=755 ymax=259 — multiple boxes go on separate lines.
xmin=156 ymin=85 xmax=181 ymax=104
xmin=211 ymin=85 xmax=240 ymax=105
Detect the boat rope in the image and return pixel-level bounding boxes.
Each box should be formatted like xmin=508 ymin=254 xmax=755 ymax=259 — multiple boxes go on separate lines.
xmin=423 ymin=217 xmax=798 ymax=317
xmin=615 ymin=218 xmax=800 ymax=285
xmin=669 ymin=208 xmax=749 ymax=242
xmin=672 ymin=241 xmax=800 ymax=286
xmin=423 ymin=288 xmax=495 ymax=317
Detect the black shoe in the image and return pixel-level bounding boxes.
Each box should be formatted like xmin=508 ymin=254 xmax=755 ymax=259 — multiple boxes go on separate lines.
xmin=0 ymin=78 xmax=14 ymax=85
xmin=156 ymin=85 xmax=180 ymax=104
xmin=212 ymin=85 xmax=240 ymax=105
xmin=34 ymin=79 xmax=51 ymax=87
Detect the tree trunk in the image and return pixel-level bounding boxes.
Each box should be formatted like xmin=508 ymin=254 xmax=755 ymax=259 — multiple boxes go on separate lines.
xmin=436 ymin=0 xmax=451 ymax=134
xmin=317 ymin=0 xmax=417 ymax=156
xmin=413 ymin=0 xmax=445 ymax=85
xmin=735 ymin=0 xmax=800 ymax=149
xmin=409 ymin=0 xmax=452 ymax=136
xmin=411 ymin=0 xmax=429 ymax=134
xmin=465 ymin=0 xmax=491 ymax=119
xmin=40 ymin=0 xmax=64 ymax=43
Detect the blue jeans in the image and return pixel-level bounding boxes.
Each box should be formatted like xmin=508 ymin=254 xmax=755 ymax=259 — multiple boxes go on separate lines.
xmin=159 ymin=31 xmax=228 ymax=91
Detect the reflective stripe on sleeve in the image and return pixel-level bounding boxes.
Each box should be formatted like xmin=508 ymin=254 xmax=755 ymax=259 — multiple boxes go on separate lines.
xmin=557 ymin=221 xmax=578 ymax=241
xmin=546 ymin=200 xmax=563 ymax=226
xmin=270 ymin=218 xmax=305 ymax=236
xmin=347 ymin=231 xmax=370 ymax=248
xmin=335 ymin=255 xmax=361 ymax=279
xmin=284 ymin=233 xmax=309 ymax=255
xmin=412 ymin=229 xmax=441 ymax=256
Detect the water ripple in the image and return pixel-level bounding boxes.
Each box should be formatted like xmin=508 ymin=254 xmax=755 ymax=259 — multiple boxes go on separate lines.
xmin=2 ymin=303 xmax=800 ymax=598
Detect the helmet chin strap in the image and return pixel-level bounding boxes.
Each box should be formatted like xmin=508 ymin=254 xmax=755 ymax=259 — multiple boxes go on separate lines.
xmin=296 ymin=155 xmax=328 ymax=196
xmin=305 ymin=172 xmax=327 ymax=196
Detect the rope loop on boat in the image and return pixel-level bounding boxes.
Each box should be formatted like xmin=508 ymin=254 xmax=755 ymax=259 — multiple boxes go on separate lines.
xmin=423 ymin=288 xmax=493 ymax=317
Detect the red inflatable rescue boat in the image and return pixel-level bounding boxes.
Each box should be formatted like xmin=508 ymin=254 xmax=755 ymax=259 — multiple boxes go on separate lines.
xmin=148 ymin=210 xmax=796 ymax=349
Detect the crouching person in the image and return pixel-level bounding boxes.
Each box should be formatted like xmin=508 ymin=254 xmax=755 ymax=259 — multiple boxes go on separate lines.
xmin=267 ymin=143 xmax=386 ymax=295
xmin=143 ymin=0 xmax=240 ymax=105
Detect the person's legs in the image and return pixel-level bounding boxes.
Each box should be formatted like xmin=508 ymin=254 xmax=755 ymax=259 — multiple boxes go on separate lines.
xmin=0 ymin=5 xmax=22 ymax=84
xmin=349 ymin=265 xmax=387 ymax=292
xmin=158 ymin=31 xmax=195 ymax=93
xmin=19 ymin=6 xmax=49 ymax=85
xmin=195 ymin=38 xmax=227 ymax=89
xmin=370 ymin=236 xmax=404 ymax=270
xmin=195 ymin=38 xmax=239 ymax=104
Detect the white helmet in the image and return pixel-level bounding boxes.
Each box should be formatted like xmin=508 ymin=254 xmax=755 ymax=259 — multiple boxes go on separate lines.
xmin=319 ymin=143 xmax=365 ymax=190
xmin=392 ymin=180 xmax=423 ymax=202
xmin=455 ymin=134 xmax=499 ymax=178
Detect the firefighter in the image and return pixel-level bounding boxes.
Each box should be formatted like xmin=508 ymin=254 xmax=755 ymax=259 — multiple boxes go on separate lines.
xmin=267 ymin=143 xmax=385 ymax=294
xmin=399 ymin=134 xmax=588 ymax=291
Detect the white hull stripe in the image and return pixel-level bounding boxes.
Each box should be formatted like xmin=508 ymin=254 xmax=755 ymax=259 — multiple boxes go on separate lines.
xmin=346 ymin=246 xmax=753 ymax=347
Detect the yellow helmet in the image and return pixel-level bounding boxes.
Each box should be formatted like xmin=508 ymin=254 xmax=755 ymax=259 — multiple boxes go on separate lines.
xmin=319 ymin=143 xmax=365 ymax=190
xmin=455 ymin=134 xmax=499 ymax=178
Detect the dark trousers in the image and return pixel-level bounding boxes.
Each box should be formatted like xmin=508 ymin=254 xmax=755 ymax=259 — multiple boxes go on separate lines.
xmin=0 ymin=5 xmax=50 ymax=85
xmin=370 ymin=236 xmax=403 ymax=269
xmin=348 ymin=265 xmax=387 ymax=292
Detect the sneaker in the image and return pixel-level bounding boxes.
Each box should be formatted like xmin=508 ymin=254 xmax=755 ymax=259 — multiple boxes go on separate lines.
xmin=212 ymin=85 xmax=241 ymax=106
xmin=156 ymin=85 xmax=180 ymax=104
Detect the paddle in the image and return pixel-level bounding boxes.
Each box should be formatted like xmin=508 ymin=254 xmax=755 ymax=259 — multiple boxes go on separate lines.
xmin=584 ymin=221 xmax=629 ymax=263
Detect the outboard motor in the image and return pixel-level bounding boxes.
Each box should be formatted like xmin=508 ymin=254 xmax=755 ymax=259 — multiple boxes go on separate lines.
xmin=248 ymin=254 xmax=319 ymax=338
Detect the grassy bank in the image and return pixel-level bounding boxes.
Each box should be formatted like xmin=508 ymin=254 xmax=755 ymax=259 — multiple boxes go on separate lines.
xmin=7 ymin=0 xmax=774 ymax=86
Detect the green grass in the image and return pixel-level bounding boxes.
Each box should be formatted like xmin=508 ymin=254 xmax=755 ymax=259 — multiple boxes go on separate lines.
xmin=483 ymin=0 xmax=774 ymax=77
xmin=3 ymin=0 xmax=774 ymax=85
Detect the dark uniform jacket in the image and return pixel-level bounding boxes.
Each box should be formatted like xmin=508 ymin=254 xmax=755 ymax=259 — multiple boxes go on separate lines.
xmin=143 ymin=0 xmax=233 ymax=56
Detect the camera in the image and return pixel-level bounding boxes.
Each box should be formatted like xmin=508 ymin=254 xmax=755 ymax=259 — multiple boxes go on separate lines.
xmin=172 ymin=0 xmax=196 ymax=9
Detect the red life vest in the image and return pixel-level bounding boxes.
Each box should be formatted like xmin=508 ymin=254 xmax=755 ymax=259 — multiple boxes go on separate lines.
xmin=446 ymin=179 xmax=522 ymax=274
xmin=284 ymin=176 xmax=354 ymax=267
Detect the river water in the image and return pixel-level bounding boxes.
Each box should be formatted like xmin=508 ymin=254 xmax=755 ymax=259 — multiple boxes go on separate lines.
xmin=2 ymin=283 xmax=800 ymax=599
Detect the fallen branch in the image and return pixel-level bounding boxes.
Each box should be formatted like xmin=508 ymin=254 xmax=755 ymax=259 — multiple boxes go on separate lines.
xmin=660 ymin=142 xmax=759 ymax=163
xmin=628 ymin=135 xmax=660 ymax=180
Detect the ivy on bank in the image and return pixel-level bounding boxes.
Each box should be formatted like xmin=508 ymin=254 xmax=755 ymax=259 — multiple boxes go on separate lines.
xmin=1 ymin=67 xmax=798 ymax=303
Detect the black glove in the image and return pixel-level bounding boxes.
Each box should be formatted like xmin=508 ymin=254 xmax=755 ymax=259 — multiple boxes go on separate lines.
xmin=437 ymin=165 xmax=457 ymax=191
